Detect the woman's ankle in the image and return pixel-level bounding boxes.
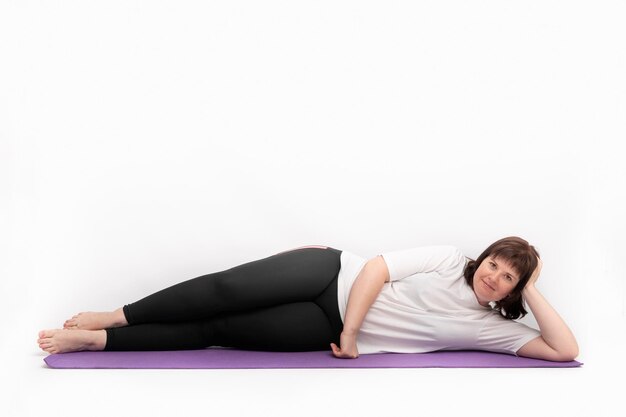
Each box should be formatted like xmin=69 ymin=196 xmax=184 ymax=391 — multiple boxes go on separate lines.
xmin=90 ymin=330 xmax=107 ymax=350
xmin=113 ymin=307 xmax=129 ymax=327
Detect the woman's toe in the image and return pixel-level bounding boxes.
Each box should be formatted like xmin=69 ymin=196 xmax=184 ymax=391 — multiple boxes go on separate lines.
xmin=41 ymin=329 xmax=60 ymax=338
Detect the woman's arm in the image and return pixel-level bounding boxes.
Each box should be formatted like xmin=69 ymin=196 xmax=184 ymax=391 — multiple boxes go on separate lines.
xmin=518 ymin=258 xmax=579 ymax=361
xmin=330 ymin=255 xmax=390 ymax=358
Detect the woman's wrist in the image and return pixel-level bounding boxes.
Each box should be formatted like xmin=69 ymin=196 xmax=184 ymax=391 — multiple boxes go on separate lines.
xmin=523 ymin=283 xmax=537 ymax=296
xmin=342 ymin=328 xmax=358 ymax=337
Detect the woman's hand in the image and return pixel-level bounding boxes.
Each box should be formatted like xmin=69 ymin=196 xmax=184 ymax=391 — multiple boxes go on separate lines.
xmin=330 ymin=332 xmax=359 ymax=359
xmin=525 ymin=256 xmax=543 ymax=289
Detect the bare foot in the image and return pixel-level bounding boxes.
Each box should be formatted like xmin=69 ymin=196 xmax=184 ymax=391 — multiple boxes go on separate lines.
xmin=63 ymin=307 xmax=128 ymax=330
xmin=37 ymin=329 xmax=107 ymax=354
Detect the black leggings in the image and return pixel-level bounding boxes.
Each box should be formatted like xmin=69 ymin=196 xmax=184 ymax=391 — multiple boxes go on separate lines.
xmin=104 ymin=247 xmax=344 ymax=352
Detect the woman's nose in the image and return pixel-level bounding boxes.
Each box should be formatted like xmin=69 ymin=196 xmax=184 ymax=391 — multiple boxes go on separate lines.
xmin=489 ymin=274 xmax=506 ymax=285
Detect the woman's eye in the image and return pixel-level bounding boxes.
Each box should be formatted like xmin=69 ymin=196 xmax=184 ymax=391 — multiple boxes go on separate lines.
xmin=489 ymin=262 xmax=496 ymax=268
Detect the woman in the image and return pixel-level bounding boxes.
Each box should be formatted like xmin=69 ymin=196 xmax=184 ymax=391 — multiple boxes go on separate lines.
xmin=37 ymin=237 xmax=579 ymax=361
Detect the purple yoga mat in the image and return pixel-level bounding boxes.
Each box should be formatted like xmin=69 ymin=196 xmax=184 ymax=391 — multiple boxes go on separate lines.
xmin=43 ymin=348 xmax=583 ymax=369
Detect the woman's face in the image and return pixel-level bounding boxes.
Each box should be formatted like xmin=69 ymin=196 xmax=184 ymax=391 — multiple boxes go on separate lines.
xmin=472 ymin=255 xmax=520 ymax=307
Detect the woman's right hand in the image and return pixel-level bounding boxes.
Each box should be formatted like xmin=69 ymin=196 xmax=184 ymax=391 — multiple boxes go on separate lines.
xmin=330 ymin=332 xmax=359 ymax=359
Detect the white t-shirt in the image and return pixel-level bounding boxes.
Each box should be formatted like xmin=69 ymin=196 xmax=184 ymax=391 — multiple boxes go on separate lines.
xmin=336 ymin=245 xmax=541 ymax=355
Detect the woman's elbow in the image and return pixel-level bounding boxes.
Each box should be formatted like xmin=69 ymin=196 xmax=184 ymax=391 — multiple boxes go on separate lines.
xmin=557 ymin=346 xmax=579 ymax=362
xmin=553 ymin=335 xmax=580 ymax=362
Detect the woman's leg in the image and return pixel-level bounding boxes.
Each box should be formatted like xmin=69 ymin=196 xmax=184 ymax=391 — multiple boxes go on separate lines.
xmin=122 ymin=247 xmax=342 ymax=326
xmin=41 ymin=247 xmax=345 ymax=354
xmin=104 ymin=300 xmax=340 ymax=352
xmin=104 ymin=255 xmax=344 ymax=351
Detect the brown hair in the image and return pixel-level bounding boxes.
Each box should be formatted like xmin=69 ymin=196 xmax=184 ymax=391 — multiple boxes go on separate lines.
xmin=463 ymin=236 xmax=540 ymax=320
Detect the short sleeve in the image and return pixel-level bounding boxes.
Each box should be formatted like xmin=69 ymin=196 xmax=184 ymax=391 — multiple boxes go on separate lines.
xmin=379 ymin=245 xmax=466 ymax=282
xmin=476 ymin=315 xmax=542 ymax=356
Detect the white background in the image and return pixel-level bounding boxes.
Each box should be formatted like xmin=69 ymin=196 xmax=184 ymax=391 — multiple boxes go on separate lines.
xmin=1 ymin=1 xmax=624 ymax=416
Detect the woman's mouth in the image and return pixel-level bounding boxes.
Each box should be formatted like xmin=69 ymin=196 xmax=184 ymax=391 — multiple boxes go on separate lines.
xmin=482 ymin=280 xmax=495 ymax=291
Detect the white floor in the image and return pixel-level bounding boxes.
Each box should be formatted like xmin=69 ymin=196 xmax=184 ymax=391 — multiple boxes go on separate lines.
xmin=3 ymin=317 xmax=623 ymax=417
